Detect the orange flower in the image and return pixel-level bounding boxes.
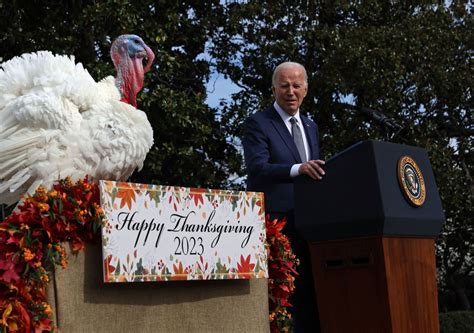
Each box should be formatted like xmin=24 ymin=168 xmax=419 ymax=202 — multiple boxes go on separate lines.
xmin=60 ymin=260 xmax=68 ymax=268
xmin=23 ymin=248 xmax=35 ymax=262
xmin=37 ymin=203 xmax=50 ymax=212
xmin=42 ymin=303 xmax=53 ymax=316
xmin=64 ymin=176 xmax=73 ymax=186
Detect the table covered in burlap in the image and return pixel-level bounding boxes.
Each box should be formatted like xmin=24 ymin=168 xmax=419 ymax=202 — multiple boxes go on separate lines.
xmin=47 ymin=243 xmax=269 ymax=332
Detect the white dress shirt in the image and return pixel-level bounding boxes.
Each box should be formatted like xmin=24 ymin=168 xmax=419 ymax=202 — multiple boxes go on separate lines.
xmin=273 ymin=101 xmax=310 ymax=177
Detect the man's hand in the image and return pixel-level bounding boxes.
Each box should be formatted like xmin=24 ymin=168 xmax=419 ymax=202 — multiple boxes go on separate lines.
xmin=299 ymin=159 xmax=325 ymax=180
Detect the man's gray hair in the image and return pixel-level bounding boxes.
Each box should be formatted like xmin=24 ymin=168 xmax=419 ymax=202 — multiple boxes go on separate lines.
xmin=272 ymin=62 xmax=308 ymax=87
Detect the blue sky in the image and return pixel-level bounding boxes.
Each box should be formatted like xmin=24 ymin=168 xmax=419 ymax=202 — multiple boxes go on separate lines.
xmin=205 ymin=72 xmax=241 ymax=108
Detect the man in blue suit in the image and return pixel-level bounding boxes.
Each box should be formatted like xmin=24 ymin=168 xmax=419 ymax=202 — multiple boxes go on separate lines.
xmin=242 ymin=62 xmax=325 ymax=332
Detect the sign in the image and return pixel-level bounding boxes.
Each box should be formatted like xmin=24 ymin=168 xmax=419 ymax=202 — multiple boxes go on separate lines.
xmin=397 ymin=155 xmax=426 ymax=207
xmin=99 ymin=181 xmax=268 ymax=282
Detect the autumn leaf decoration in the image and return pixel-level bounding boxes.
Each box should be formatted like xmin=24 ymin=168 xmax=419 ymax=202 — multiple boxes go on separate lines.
xmin=189 ymin=188 xmax=207 ymax=207
xmin=0 ymin=178 xmax=297 ymax=332
xmin=236 ymin=254 xmax=255 ymax=279
xmin=0 ymin=177 xmax=104 ymax=332
xmin=255 ymin=197 xmax=265 ymax=217
xmin=172 ymin=262 xmax=188 ymax=281
xmin=103 ymin=254 xmax=115 ymax=282
xmin=266 ymin=215 xmax=299 ymax=333
xmin=115 ymin=182 xmax=137 ymax=210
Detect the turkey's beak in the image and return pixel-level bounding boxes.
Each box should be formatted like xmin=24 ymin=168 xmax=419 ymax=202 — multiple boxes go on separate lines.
xmin=137 ymin=50 xmax=147 ymax=58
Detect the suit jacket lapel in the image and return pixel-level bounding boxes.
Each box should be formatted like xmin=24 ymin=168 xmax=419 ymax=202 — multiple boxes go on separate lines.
xmin=267 ymin=107 xmax=302 ymax=162
xmin=300 ymin=115 xmax=316 ymax=159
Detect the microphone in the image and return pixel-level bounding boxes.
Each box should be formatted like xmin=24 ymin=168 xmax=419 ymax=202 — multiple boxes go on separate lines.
xmin=338 ymin=102 xmax=403 ymax=138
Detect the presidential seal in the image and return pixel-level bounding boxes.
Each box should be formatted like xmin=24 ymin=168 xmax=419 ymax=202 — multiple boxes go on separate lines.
xmin=397 ymin=156 xmax=426 ymax=207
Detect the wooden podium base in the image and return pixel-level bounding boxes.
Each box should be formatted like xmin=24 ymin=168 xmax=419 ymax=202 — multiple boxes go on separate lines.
xmin=309 ymin=236 xmax=439 ymax=333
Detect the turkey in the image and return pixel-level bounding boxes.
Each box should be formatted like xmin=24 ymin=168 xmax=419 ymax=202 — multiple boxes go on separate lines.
xmin=0 ymin=34 xmax=155 ymax=205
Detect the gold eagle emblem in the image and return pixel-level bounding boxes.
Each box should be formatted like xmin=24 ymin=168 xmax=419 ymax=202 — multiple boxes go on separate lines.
xmin=397 ymin=156 xmax=426 ymax=207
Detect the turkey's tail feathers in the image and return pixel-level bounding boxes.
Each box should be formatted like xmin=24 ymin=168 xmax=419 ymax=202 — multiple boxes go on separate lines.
xmin=0 ymin=127 xmax=53 ymax=205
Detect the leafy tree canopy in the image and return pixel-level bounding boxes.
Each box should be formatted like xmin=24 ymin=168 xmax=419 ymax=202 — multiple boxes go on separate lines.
xmin=0 ymin=0 xmax=242 ymax=190
xmin=0 ymin=0 xmax=472 ymax=312
xmin=209 ymin=1 xmax=473 ymax=311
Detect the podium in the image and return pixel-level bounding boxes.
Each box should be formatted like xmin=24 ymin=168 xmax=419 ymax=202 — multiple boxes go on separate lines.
xmin=294 ymin=140 xmax=445 ymax=332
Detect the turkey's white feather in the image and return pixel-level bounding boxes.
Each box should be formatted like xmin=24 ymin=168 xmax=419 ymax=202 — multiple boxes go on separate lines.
xmin=0 ymin=51 xmax=153 ymax=205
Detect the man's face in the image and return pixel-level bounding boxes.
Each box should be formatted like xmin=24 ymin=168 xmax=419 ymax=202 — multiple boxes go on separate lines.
xmin=272 ymin=66 xmax=308 ymax=116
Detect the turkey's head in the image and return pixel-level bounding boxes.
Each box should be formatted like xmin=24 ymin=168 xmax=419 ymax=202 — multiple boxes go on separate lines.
xmin=111 ymin=34 xmax=155 ymax=108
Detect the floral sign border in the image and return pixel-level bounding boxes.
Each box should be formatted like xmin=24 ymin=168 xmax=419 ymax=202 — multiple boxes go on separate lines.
xmin=100 ymin=181 xmax=268 ymax=282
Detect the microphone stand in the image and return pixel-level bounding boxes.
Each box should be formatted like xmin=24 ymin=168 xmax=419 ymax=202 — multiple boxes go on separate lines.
xmin=338 ymin=102 xmax=404 ymax=142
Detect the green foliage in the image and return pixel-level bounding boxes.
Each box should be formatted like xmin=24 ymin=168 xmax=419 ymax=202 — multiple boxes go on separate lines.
xmin=439 ymin=311 xmax=474 ymax=333
xmin=0 ymin=0 xmax=242 ymax=190
xmin=0 ymin=0 xmax=472 ymax=311
xmin=210 ymin=1 xmax=473 ymax=310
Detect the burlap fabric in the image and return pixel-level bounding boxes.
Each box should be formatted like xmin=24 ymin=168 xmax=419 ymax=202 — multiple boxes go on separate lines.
xmin=47 ymin=243 xmax=270 ymax=332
